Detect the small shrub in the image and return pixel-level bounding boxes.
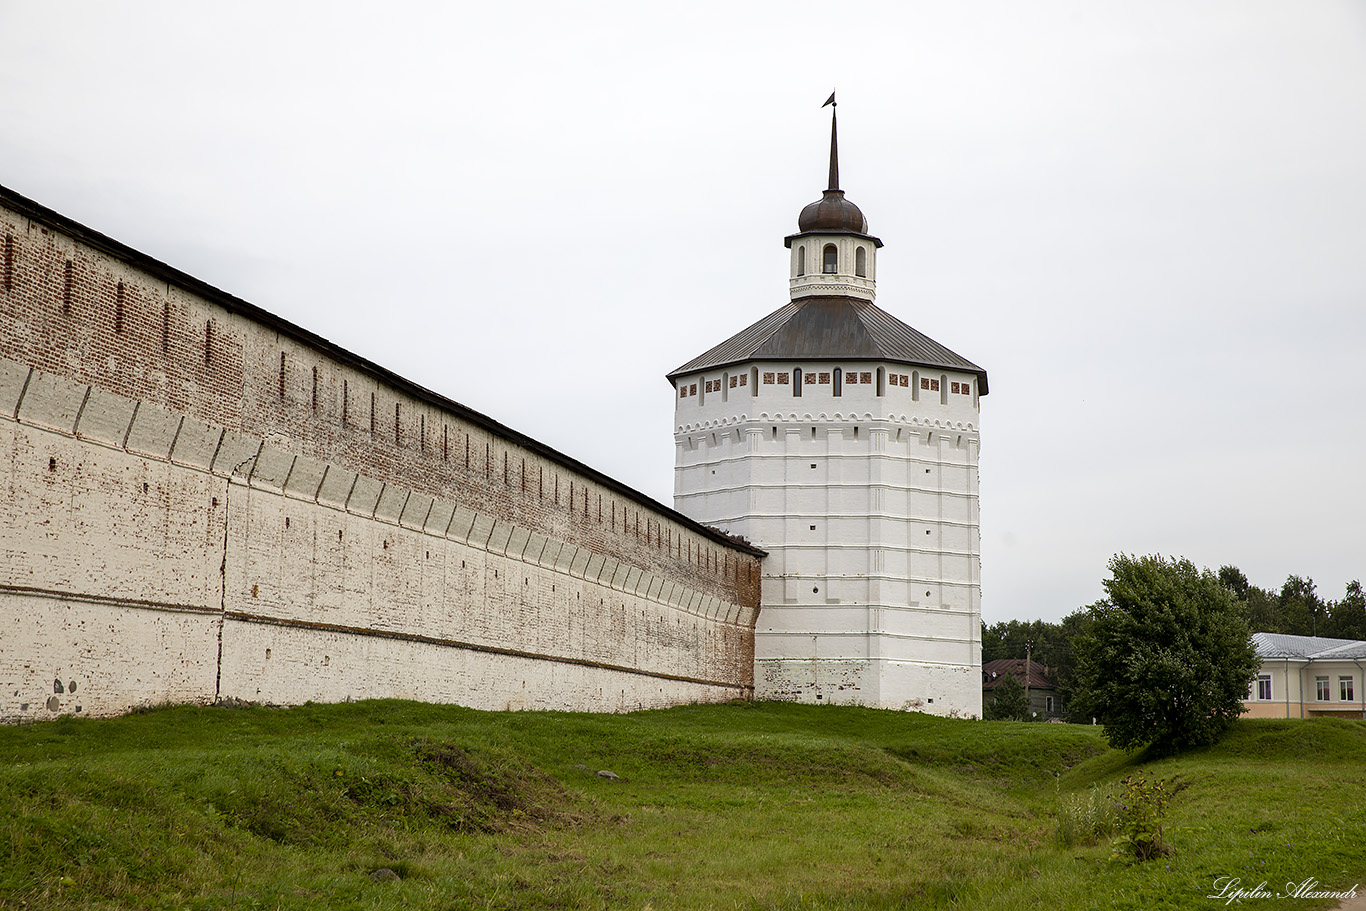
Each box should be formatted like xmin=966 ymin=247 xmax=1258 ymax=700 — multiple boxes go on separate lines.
xmin=1056 ymin=784 xmax=1120 ymax=847
xmin=1110 ymin=772 xmax=1172 ymax=861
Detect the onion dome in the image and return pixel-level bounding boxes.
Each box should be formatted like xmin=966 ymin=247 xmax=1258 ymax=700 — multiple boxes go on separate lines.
xmin=798 ymin=189 xmax=868 ymax=234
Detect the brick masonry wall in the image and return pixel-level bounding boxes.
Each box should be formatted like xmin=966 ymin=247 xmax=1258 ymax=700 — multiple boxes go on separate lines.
xmin=0 ymin=193 xmax=761 ymax=721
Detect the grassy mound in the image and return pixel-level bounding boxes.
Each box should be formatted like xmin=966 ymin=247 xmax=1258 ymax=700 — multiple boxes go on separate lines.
xmin=0 ymin=702 xmax=1362 ymax=910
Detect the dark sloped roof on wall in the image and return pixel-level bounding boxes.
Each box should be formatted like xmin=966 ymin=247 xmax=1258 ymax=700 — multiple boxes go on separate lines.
xmin=668 ymin=296 xmax=988 ymax=394
xmin=0 ymin=183 xmax=765 ymax=558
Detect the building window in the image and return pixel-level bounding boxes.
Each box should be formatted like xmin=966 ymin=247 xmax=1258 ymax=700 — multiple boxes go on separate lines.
xmin=797 ymin=245 xmax=806 ymax=276
xmin=855 ymin=246 xmax=867 ymax=277
xmin=876 ymin=367 xmax=885 ymax=396
xmin=822 ymin=244 xmax=837 ymax=274
xmin=792 ymin=368 xmax=802 ymax=397
xmin=832 ymin=367 xmax=842 ymax=397
xmin=1256 ymin=675 xmax=1272 ymax=701
xmin=1342 ymin=676 xmax=1355 ymax=701
xmin=1045 ymin=695 xmax=1056 ymax=714
xmin=1317 ymin=676 xmax=1330 ymax=701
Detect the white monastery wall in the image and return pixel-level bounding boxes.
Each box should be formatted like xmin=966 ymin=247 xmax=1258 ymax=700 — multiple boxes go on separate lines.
xmin=0 ymin=189 xmax=761 ymax=722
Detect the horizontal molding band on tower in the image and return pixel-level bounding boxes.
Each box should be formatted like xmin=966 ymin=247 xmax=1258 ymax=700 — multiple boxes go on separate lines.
xmin=763 ymin=571 xmax=979 ymax=587
xmin=673 ymin=506 xmax=980 ymax=527
xmin=709 ymin=542 xmax=982 ymax=561
xmin=754 ymin=606 xmax=980 ymax=627
xmin=754 ymin=655 xmax=978 ymax=668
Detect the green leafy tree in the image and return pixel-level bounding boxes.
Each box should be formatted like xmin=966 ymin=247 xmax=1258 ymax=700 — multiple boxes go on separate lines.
xmin=1243 ymin=584 xmax=1283 ymax=633
xmin=1325 ymin=580 xmax=1366 ymax=640
xmin=984 ymin=670 xmax=1028 ymax=721
xmin=1217 ymin=565 xmax=1250 ymax=601
xmin=1219 ymin=564 xmax=1283 ymax=633
xmin=1055 ymin=608 xmax=1093 ymax=713
xmin=1071 ymin=555 xmax=1258 ymax=756
xmin=1280 ymin=575 xmax=1325 ymax=637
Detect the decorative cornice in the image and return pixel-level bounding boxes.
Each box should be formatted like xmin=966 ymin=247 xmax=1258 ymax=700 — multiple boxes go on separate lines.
xmin=675 ymin=413 xmax=978 ymax=434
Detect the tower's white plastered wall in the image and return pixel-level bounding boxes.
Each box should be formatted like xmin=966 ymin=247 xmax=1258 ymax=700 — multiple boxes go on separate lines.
xmin=674 ymin=361 xmax=982 ymax=716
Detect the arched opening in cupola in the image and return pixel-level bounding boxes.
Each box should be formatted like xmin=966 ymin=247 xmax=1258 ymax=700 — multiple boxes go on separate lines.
xmin=822 ymin=244 xmax=837 ymax=274
xmin=855 ymin=246 xmax=867 ymax=277
xmin=797 ymin=245 xmax=806 ymax=276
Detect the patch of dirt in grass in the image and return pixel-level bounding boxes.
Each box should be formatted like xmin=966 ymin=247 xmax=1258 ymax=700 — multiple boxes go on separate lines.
xmin=410 ymin=741 xmax=592 ymax=834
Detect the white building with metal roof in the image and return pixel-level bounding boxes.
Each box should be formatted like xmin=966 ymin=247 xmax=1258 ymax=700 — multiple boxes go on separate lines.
xmin=1245 ymin=632 xmax=1366 ymax=719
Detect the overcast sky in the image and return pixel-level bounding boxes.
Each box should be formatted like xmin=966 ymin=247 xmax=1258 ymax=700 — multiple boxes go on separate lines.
xmin=2 ymin=1 xmax=1363 ymax=623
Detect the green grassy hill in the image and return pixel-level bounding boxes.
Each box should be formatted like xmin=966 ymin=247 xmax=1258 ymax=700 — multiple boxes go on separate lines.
xmin=1 ymin=701 xmax=1362 ymax=910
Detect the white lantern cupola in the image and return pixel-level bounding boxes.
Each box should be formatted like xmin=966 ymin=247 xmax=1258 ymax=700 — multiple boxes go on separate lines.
xmin=785 ymin=100 xmax=882 ymax=302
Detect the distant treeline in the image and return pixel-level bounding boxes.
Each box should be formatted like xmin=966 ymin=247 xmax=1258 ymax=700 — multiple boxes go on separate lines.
xmin=982 ymin=568 xmax=1365 ymax=718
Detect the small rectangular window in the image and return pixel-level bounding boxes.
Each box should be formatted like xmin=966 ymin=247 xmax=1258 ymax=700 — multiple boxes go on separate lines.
xmin=1256 ymin=675 xmax=1272 ymax=701
xmin=1341 ymin=676 xmax=1355 ymax=702
xmin=1317 ymin=676 xmax=1330 ymax=701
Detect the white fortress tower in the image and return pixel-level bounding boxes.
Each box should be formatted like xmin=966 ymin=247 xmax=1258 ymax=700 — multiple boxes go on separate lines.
xmin=668 ymin=103 xmax=989 ymax=716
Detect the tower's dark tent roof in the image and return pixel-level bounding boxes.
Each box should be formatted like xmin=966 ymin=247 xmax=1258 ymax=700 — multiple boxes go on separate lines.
xmin=668 ymin=296 xmax=988 ymax=394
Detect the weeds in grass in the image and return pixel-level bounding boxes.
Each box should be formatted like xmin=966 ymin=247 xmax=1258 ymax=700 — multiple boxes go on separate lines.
xmin=1109 ymin=772 xmax=1172 ymax=862
xmin=1055 ymin=783 xmax=1120 ymax=847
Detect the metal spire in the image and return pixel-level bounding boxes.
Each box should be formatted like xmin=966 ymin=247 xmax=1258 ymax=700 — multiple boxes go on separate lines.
xmin=823 ymin=91 xmax=839 ymax=191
